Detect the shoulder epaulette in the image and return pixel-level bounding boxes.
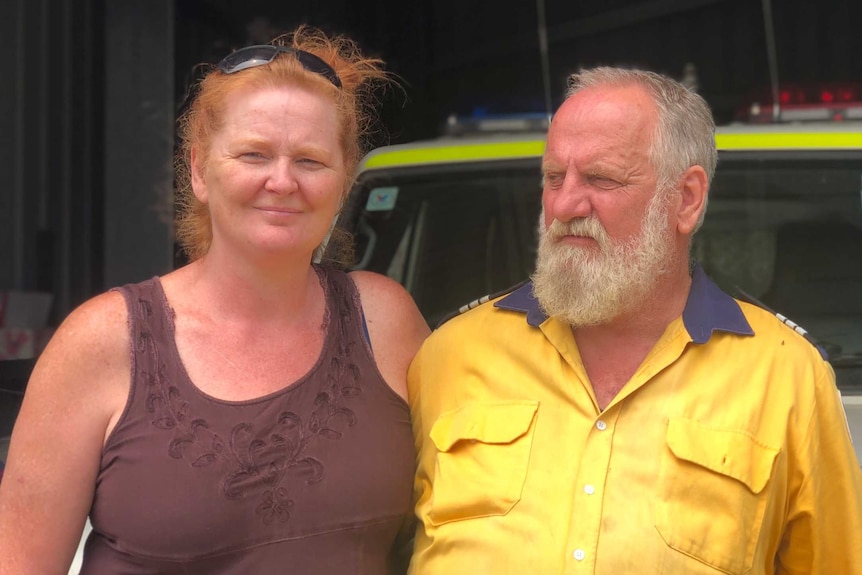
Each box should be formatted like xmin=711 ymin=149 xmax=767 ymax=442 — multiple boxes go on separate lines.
xmin=735 ymin=288 xmax=829 ymax=360
xmin=434 ymin=280 xmax=530 ymax=329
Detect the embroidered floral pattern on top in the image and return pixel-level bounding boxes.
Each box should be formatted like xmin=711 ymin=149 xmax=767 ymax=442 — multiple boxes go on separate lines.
xmin=137 ymin=272 xmax=363 ymax=526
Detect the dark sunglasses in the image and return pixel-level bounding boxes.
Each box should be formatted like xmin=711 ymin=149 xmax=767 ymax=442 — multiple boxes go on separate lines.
xmin=218 ymin=45 xmax=342 ymax=89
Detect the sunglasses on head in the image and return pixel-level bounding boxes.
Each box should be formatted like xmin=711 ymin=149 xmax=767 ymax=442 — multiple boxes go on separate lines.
xmin=217 ymin=45 xmax=342 ymax=89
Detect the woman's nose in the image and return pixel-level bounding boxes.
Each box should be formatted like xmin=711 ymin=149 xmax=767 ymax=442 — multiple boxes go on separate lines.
xmin=264 ymin=157 xmax=298 ymax=194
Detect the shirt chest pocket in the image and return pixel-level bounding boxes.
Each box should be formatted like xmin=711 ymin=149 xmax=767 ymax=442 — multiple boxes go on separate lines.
xmin=656 ymin=418 xmax=780 ymax=575
xmin=427 ymin=401 xmax=539 ymax=526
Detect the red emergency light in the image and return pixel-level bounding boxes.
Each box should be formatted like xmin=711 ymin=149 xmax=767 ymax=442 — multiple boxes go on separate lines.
xmin=740 ymin=82 xmax=862 ymax=123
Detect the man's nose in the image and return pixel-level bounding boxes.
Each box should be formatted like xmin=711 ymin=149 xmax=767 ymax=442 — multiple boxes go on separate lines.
xmin=544 ymin=175 xmax=592 ymax=223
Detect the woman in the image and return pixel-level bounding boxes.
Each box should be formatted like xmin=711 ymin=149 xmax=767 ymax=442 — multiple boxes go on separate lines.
xmin=0 ymin=26 xmax=429 ymax=574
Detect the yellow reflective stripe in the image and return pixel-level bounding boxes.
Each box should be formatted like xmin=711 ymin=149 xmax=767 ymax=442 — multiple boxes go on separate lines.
xmin=716 ymin=132 xmax=862 ymax=150
xmin=362 ymin=141 xmax=546 ymax=169
xmin=362 ymin=132 xmax=862 ymax=171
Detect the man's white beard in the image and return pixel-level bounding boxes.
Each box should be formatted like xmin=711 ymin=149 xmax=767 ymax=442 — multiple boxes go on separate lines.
xmin=532 ymin=191 xmax=675 ymax=327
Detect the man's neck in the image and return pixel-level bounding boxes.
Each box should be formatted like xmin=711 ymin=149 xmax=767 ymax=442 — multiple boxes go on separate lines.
xmin=571 ymin=265 xmax=693 ymax=410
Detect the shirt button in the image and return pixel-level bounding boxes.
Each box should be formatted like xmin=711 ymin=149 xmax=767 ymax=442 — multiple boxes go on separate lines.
xmin=584 ymin=484 xmax=595 ymax=495
xmin=573 ymin=549 xmax=586 ymax=561
xmin=596 ymin=420 xmax=607 ymax=431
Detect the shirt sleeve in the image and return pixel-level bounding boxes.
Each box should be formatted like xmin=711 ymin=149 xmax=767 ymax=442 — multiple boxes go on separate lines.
xmin=777 ymin=363 xmax=862 ymax=573
xmin=406 ymin=340 xmax=437 ymax=573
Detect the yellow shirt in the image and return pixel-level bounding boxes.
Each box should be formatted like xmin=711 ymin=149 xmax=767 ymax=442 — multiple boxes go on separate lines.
xmin=408 ymin=265 xmax=862 ymax=575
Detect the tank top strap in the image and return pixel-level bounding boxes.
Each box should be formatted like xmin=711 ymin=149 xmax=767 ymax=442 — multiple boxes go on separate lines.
xmin=317 ymin=266 xmax=374 ymax=357
xmin=112 ymin=277 xmax=186 ymax=414
xmin=116 ymin=275 xmax=174 ymax=349
xmin=114 ymin=276 xmax=173 ymax=337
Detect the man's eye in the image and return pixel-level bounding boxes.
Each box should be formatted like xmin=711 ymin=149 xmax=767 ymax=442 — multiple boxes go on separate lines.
xmin=588 ymin=175 xmax=620 ymax=189
xmin=544 ymin=173 xmax=564 ymax=187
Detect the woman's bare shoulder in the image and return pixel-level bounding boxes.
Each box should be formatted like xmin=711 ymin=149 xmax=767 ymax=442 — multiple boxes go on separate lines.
xmin=347 ymin=270 xmax=413 ymax=302
xmin=30 ymin=289 xmax=131 ymax=394
xmin=348 ymin=271 xmax=429 ymax=399
xmin=50 ymin=290 xmax=129 ymax=355
xmin=347 ymin=271 xmax=427 ymax=330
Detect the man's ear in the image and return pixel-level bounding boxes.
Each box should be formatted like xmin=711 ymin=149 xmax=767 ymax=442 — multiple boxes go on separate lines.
xmin=675 ymin=165 xmax=708 ymax=235
xmin=190 ymin=146 xmax=208 ymax=203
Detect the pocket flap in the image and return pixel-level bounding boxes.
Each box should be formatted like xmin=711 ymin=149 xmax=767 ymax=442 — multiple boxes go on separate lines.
xmin=430 ymin=401 xmax=539 ymax=452
xmin=666 ymin=418 xmax=779 ymax=494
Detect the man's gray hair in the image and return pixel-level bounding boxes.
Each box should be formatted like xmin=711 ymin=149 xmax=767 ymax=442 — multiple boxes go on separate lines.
xmin=566 ymin=67 xmax=717 ymax=231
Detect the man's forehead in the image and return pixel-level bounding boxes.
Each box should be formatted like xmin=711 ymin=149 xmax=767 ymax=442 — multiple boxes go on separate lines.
xmin=546 ymin=92 xmax=655 ymax=155
xmin=554 ymin=84 xmax=656 ymax=125
xmin=544 ymin=120 xmax=652 ymax=162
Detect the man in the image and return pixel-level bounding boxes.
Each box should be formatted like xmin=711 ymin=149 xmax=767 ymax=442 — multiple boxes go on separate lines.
xmin=407 ymin=67 xmax=862 ymax=574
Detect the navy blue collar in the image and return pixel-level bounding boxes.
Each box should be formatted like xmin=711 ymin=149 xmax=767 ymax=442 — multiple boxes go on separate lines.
xmin=495 ymin=263 xmax=754 ymax=342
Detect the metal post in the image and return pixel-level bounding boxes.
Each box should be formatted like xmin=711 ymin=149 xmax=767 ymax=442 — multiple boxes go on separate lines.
xmin=761 ymin=0 xmax=781 ymax=122
xmin=536 ymin=0 xmax=553 ymax=119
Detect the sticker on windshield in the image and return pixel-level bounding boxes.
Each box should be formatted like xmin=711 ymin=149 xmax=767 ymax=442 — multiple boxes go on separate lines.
xmin=366 ymin=186 xmax=399 ymax=212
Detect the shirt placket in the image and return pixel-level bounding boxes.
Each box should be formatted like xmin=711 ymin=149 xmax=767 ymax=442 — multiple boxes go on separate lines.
xmin=565 ymin=407 xmax=619 ymax=574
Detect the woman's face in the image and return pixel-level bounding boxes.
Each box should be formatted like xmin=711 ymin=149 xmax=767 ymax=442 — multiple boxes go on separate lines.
xmin=191 ymin=83 xmax=345 ymax=263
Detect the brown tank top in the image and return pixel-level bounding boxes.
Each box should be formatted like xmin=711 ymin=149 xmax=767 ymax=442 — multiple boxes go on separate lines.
xmin=82 ymin=266 xmax=415 ymax=574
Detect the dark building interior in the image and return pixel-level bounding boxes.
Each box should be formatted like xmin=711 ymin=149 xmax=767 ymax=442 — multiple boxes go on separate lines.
xmin=1 ymin=0 xmax=862 ymax=430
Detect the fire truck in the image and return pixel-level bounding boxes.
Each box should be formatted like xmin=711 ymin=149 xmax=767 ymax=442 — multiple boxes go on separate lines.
xmin=327 ymin=86 xmax=862 ymax=457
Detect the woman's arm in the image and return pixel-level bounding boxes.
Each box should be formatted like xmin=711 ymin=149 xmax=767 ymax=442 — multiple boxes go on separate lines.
xmin=348 ymin=271 xmax=430 ymax=401
xmin=0 ymin=291 xmax=130 ymax=574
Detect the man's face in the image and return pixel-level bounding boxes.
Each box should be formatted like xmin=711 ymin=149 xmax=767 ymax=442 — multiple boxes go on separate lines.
xmin=533 ymin=188 xmax=673 ymax=326
xmin=533 ymin=84 xmax=678 ymax=326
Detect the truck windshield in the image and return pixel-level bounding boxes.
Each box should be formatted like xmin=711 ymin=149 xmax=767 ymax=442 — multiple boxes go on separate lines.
xmin=699 ymin=152 xmax=862 ymax=390
xmin=338 ymin=151 xmax=862 ymax=390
